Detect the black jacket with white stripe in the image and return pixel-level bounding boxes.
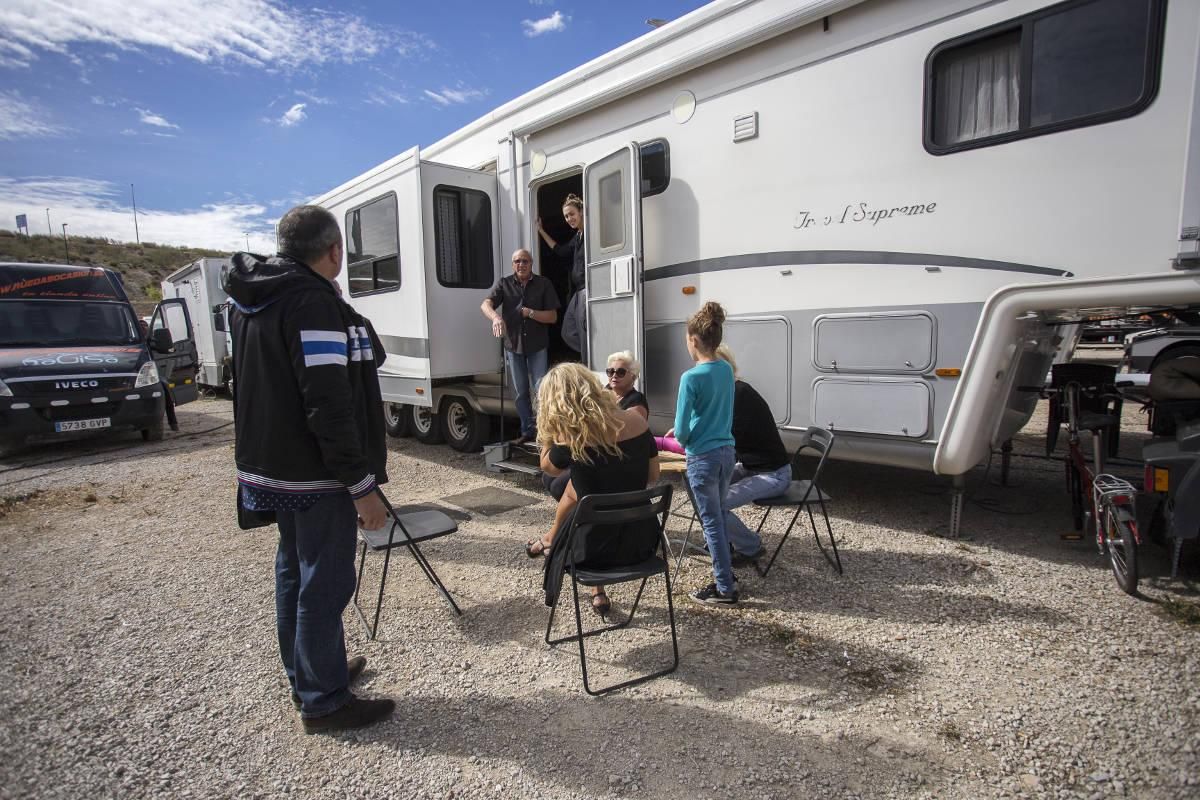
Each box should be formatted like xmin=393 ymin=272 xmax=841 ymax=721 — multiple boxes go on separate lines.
xmin=224 ymin=252 xmax=388 ymax=501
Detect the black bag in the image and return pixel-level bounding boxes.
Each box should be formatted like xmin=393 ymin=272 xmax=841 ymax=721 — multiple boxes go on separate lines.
xmin=236 ymin=484 xmax=277 ymax=530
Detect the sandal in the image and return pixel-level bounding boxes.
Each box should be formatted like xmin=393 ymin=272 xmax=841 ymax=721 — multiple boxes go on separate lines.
xmin=525 ymin=539 xmax=551 ymax=558
xmin=591 ymin=591 xmax=611 ymax=618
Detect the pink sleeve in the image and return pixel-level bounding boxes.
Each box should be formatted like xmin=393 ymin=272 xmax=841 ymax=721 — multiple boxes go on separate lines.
xmin=654 ymin=435 xmax=686 ymax=455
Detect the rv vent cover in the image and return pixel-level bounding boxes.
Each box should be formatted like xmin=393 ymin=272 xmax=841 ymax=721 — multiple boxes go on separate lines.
xmin=733 ymin=112 xmax=759 ymax=142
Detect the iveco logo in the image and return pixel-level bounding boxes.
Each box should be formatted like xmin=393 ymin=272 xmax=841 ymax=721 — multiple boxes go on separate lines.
xmin=54 ymin=380 xmax=100 ymax=389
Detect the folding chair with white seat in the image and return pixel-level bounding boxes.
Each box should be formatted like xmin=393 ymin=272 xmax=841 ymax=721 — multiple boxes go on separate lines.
xmin=753 ymin=426 xmax=841 ymax=577
xmin=545 ymin=485 xmax=679 ymax=696
xmin=352 ymin=489 xmax=461 ymax=640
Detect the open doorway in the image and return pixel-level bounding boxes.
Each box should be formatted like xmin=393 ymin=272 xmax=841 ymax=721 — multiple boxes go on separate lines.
xmin=534 ymin=171 xmax=583 ymax=365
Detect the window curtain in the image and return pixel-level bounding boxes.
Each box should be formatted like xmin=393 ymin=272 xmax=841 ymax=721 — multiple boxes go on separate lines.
xmin=435 ymin=192 xmax=463 ymax=284
xmin=934 ymin=31 xmax=1021 ymax=145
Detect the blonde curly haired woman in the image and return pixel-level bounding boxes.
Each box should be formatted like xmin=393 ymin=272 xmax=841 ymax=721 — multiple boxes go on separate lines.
xmin=527 ymin=362 xmax=660 ymax=616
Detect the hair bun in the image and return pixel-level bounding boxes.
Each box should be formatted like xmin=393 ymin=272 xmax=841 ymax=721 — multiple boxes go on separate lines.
xmin=700 ymin=301 xmax=725 ymax=326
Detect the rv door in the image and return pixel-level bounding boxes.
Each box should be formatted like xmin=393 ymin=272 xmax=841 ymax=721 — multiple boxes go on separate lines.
xmin=583 ymin=144 xmax=644 ymax=378
xmin=147 ymin=298 xmax=199 ymax=406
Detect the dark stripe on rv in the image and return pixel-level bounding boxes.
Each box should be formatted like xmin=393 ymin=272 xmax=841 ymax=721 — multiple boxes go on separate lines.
xmin=379 ymin=336 xmax=429 ymax=359
xmin=645 ymin=251 xmax=1072 ymax=281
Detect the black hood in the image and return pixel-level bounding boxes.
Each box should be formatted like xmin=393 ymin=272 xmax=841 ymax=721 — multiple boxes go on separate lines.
xmin=222 ymin=252 xmax=335 ymax=314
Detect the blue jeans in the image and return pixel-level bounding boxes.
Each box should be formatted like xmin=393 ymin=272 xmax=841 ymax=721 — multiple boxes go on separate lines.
xmin=725 ymin=463 xmax=793 ymax=556
xmin=506 ymin=348 xmax=549 ymax=437
xmin=275 ymin=491 xmax=357 ymax=718
xmin=686 ymin=445 xmax=736 ymax=594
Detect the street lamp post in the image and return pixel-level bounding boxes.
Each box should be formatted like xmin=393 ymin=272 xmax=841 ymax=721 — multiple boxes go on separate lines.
xmin=45 ymin=208 xmax=52 ymax=236
xmin=62 ymin=223 xmax=70 ymax=264
xmin=244 ymin=232 xmax=250 ymax=251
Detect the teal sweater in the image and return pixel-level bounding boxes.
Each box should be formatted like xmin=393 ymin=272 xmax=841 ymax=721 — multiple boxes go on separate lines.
xmin=674 ymin=359 xmax=735 ymax=456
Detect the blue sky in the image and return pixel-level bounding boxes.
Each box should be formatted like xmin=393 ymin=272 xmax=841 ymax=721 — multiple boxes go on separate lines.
xmin=0 ymin=0 xmax=708 ymax=251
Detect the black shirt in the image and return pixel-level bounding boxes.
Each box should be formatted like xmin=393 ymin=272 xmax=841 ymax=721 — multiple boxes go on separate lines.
xmin=616 ymin=389 xmax=649 ymax=414
xmin=548 ymin=428 xmax=656 ymax=501
xmin=553 ymin=230 xmax=585 ymax=296
xmin=486 ymin=273 xmax=561 ymax=355
xmin=733 ymin=380 xmax=789 ymax=472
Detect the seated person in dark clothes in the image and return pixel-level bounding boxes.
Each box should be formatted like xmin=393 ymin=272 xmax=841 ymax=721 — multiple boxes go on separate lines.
xmin=525 ymin=363 xmax=660 ymax=617
xmin=715 ymin=344 xmax=791 ymax=563
xmin=540 ymin=349 xmax=651 ymax=501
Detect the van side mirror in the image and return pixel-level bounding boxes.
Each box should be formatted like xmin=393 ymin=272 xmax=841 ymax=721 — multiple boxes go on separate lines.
xmin=151 ymin=328 xmax=174 ymax=353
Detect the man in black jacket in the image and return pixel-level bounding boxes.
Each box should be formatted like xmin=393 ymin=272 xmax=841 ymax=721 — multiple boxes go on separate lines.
xmin=224 ymin=205 xmax=394 ymax=734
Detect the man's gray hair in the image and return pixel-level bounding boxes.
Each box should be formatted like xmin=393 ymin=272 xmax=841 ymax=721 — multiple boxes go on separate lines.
xmin=277 ymin=205 xmax=341 ymax=266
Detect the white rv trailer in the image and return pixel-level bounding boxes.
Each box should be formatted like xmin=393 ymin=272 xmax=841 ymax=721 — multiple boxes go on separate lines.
xmin=314 ymin=0 xmax=1200 ymax=484
xmin=162 ymin=258 xmax=232 ymax=391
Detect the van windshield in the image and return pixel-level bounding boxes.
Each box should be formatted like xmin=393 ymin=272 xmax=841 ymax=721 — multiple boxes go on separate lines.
xmin=0 ymin=300 xmax=140 ymax=347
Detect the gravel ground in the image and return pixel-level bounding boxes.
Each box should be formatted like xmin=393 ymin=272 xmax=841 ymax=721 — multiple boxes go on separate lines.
xmin=0 ymin=390 xmax=1197 ymax=800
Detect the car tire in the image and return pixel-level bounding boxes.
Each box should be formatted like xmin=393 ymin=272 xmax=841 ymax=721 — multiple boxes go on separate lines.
xmin=440 ymin=396 xmax=489 ymax=453
xmin=142 ymin=413 xmax=165 ymax=442
xmin=383 ymin=403 xmax=412 ymax=438
xmin=410 ymin=404 xmax=444 ymax=445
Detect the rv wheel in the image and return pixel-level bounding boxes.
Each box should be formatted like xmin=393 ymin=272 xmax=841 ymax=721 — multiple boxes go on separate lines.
xmin=409 ymin=404 xmax=444 ymax=445
xmin=440 ymin=396 xmax=488 ymax=453
xmin=383 ymin=403 xmax=412 ymax=438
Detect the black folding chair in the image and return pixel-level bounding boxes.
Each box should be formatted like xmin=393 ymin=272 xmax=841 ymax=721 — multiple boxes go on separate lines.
xmin=352 ymin=488 xmax=461 ymax=640
xmin=545 ymin=485 xmax=679 ymax=696
xmin=752 ymin=426 xmax=841 ymax=577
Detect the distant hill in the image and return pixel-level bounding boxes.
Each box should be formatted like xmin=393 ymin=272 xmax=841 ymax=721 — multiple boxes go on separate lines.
xmin=0 ymin=230 xmax=230 ymax=315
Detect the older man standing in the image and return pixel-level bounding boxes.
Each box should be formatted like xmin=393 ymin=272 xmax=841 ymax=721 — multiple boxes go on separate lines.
xmin=480 ymin=249 xmax=560 ymax=444
xmin=224 ymin=205 xmax=394 ymax=734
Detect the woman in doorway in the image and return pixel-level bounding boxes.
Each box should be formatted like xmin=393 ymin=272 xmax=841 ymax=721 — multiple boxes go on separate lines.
xmin=536 ymin=193 xmax=585 ymax=298
xmin=526 ymin=363 xmax=660 ymax=617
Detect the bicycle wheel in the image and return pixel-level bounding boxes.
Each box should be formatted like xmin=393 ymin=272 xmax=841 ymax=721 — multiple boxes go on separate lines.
xmin=1103 ymin=504 xmax=1139 ymax=596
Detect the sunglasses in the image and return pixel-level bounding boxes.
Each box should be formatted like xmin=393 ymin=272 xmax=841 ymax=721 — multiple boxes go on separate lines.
xmin=605 ymin=367 xmax=628 ymax=378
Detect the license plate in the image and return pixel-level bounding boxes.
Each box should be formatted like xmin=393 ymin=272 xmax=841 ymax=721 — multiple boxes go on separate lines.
xmin=55 ymin=418 xmax=112 ymax=433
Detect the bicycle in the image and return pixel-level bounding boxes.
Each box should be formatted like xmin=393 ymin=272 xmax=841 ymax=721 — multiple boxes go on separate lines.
xmin=1020 ymin=381 xmax=1141 ymax=594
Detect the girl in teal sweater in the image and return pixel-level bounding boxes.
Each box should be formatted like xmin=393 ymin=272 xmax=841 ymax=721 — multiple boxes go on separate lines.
xmin=668 ymin=301 xmax=739 ymax=605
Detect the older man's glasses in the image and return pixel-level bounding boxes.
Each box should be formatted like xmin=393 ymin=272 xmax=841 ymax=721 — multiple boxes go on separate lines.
xmin=605 ymin=367 xmax=628 ymax=378
xmin=512 ymin=257 xmax=531 ymax=264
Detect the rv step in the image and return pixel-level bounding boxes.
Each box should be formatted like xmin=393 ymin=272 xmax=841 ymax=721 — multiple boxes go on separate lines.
xmin=488 ymin=460 xmax=541 ymax=476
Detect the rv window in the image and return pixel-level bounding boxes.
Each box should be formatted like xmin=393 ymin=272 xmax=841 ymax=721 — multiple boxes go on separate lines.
xmin=345 ymin=193 xmax=401 ymax=297
xmin=433 ymin=186 xmax=494 ymax=289
xmin=640 ymin=140 xmax=669 ymax=197
xmin=598 ymin=170 xmax=625 ymax=250
xmin=925 ymin=0 xmax=1164 ymax=154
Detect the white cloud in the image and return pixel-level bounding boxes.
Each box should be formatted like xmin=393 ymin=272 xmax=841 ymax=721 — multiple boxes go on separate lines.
xmin=367 ymin=88 xmax=409 ymax=106
xmin=522 ymin=10 xmax=568 ymax=37
xmin=277 ymin=102 xmax=307 ymax=126
xmin=294 ymin=89 xmax=331 ymax=105
xmin=0 ymin=0 xmax=433 ymax=71
xmin=0 ymin=90 xmax=65 ymax=140
xmin=422 ymin=86 xmax=486 ymax=107
xmin=136 ymin=108 xmax=179 ymax=129
xmin=0 ymin=176 xmax=276 ymax=252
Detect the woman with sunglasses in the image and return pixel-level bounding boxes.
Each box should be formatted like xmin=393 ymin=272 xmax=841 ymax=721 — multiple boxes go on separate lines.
xmin=605 ymin=350 xmax=649 ymax=420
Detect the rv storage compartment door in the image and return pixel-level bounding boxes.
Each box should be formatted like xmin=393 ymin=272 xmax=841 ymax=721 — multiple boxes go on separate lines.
xmin=811 ymin=377 xmax=930 ymax=438
xmin=420 ymin=160 xmax=502 ymax=380
xmin=813 ymin=312 xmax=935 ymax=373
xmin=583 ymin=143 xmax=644 ymax=377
